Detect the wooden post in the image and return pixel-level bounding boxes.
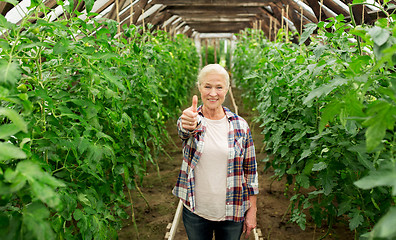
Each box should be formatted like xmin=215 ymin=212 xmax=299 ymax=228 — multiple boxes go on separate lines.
xmin=115 ymin=0 xmax=120 ymax=34
xmin=300 ymin=7 xmax=303 ymax=36
xmin=205 ymin=39 xmax=208 ymax=65
xmin=214 ymin=39 xmax=217 ymax=64
xmin=130 ymin=0 xmax=133 ymax=26
xmin=286 ymin=5 xmax=289 ymax=43
xmin=259 ymin=20 xmax=262 ymax=39
xmin=281 ymin=8 xmax=284 ymax=29
xmin=229 ymin=37 xmax=232 ymax=71
xmin=362 ymin=5 xmax=365 ymax=24
xmin=319 ymin=0 xmax=323 ymax=22
xmin=269 ymin=17 xmax=273 ymax=41
xmin=142 ymin=9 xmax=145 ymax=33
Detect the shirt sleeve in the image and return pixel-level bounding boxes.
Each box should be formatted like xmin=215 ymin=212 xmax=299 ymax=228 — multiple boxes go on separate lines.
xmin=243 ymin=126 xmax=259 ymax=195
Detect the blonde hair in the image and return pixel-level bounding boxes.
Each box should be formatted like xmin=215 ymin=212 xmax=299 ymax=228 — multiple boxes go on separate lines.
xmin=197 ymin=64 xmax=230 ymax=89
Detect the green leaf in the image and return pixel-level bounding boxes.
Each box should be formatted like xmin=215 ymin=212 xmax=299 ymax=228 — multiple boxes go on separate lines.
xmin=337 ymin=201 xmax=351 ymax=216
xmin=336 ymin=14 xmax=345 ymax=22
xmin=368 ymin=26 xmax=390 ymax=46
xmin=312 ymin=162 xmax=327 ymax=171
xmin=0 ymin=60 xmax=20 ymax=85
xmin=84 ymin=0 xmax=94 ymax=13
xmin=298 ymin=149 xmax=311 ymax=162
xmin=0 ymin=142 xmax=27 ymax=161
xmin=348 ymin=210 xmax=364 ymax=230
xmin=0 ymin=107 xmax=28 ymax=133
xmin=103 ymin=71 xmax=126 ymax=91
xmin=299 ymin=23 xmax=317 ymax=45
xmin=31 ymin=181 xmax=61 ymax=209
xmin=77 ymin=137 xmax=90 ymax=154
xmin=16 ymin=161 xmax=65 ymax=207
xmin=369 ymin=207 xmax=396 ymax=239
xmin=296 ymin=174 xmax=310 ymax=189
xmin=73 ymin=208 xmax=83 ymax=221
xmin=319 ymin=100 xmax=341 ymax=132
xmin=290 ymin=130 xmax=306 ymax=142
xmin=319 ymin=170 xmax=334 ymax=195
xmin=0 ymin=169 xmax=26 ymax=194
xmin=23 ymin=202 xmax=55 ymax=240
xmin=78 ymin=193 xmax=91 ymax=207
xmin=363 ymin=101 xmax=396 ymax=151
xmin=0 ymin=123 xmax=20 ymax=139
xmin=354 ymin=169 xmax=396 ymax=195
xmin=0 ymin=14 xmax=14 ymax=30
xmin=53 ymin=38 xmax=69 ymax=55
xmin=303 ymin=77 xmax=348 ymax=105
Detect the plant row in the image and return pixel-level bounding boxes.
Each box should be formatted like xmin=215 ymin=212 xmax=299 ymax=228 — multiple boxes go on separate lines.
xmin=233 ymin=11 xmax=395 ymax=239
xmin=0 ymin=2 xmax=198 ymax=239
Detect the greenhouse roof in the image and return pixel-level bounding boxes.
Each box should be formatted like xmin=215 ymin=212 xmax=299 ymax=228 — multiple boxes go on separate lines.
xmin=1 ymin=0 xmax=395 ymax=38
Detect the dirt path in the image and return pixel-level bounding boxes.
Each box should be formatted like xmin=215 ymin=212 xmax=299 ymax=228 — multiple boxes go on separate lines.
xmin=118 ymin=88 xmax=354 ymax=240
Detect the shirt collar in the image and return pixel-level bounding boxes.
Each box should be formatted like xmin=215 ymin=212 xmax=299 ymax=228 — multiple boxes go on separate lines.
xmin=197 ymin=105 xmax=237 ymax=120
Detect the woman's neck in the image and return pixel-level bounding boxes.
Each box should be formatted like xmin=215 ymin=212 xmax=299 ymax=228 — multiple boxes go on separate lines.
xmin=202 ymin=105 xmax=225 ymax=120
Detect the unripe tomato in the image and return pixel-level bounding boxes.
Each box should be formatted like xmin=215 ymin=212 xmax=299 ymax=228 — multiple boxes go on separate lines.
xmin=31 ymin=27 xmax=40 ymax=34
xmin=17 ymin=84 xmax=28 ymax=93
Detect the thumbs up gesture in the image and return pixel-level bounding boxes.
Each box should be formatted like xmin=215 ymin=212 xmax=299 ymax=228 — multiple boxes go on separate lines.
xmin=181 ymin=95 xmax=198 ymax=130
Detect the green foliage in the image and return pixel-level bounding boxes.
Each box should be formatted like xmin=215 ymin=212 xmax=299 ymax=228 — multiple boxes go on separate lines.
xmin=0 ymin=2 xmax=198 ymax=239
xmin=233 ymin=15 xmax=395 ymax=239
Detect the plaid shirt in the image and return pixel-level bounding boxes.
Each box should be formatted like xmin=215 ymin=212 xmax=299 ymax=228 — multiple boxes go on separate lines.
xmin=172 ymin=106 xmax=259 ymax=222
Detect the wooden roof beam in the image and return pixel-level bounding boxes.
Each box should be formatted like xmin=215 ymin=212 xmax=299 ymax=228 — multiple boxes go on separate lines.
xmin=305 ymin=0 xmax=331 ymax=22
xmin=132 ymin=0 xmax=149 ymax=24
xmin=182 ymin=17 xmax=254 ymax=22
xmin=151 ymin=11 xmax=173 ymax=29
xmin=323 ymin=0 xmax=350 ymax=17
xmin=258 ymin=7 xmax=281 ymax=29
xmin=108 ymin=0 xmax=127 ymax=21
xmin=164 ymin=6 xmax=263 ymax=15
xmin=1 ymin=1 xmax=14 ymax=16
xmin=136 ymin=5 xmax=166 ymax=25
xmin=188 ymin=22 xmax=251 ymax=33
xmin=155 ymin=0 xmax=275 ymax=7
xmin=169 ymin=12 xmax=259 ymax=19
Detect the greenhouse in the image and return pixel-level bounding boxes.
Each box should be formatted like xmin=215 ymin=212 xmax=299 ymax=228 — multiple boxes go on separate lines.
xmin=0 ymin=0 xmax=395 ymax=239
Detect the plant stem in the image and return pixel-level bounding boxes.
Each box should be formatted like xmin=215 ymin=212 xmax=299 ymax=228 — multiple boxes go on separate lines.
xmin=281 ymin=201 xmax=292 ymax=223
xmin=127 ymin=188 xmax=139 ymax=237
xmin=133 ymin=179 xmax=150 ymax=210
xmin=348 ymin=4 xmax=363 ymax=56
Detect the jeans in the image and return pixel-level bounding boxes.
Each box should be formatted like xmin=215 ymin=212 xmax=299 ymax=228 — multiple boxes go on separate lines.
xmin=182 ymin=206 xmax=244 ymax=240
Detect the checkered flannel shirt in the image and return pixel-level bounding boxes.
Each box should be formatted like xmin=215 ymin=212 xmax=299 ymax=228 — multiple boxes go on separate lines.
xmin=172 ymin=105 xmax=259 ymax=222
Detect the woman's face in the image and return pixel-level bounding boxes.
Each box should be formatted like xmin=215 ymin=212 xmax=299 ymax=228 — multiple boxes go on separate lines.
xmin=199 ymin=73 xmax=228 ymax=111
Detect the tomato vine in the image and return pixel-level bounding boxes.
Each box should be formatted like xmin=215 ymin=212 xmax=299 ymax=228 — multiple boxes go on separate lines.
xmin=233 ymin=7 xmax=395 ymax=239
xmin=0 ymin=2 xmax=198 ymax=239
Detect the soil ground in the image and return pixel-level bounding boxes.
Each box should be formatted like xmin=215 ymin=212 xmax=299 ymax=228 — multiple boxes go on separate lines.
xmin=117 ymin=88 xmax=355 ymax=240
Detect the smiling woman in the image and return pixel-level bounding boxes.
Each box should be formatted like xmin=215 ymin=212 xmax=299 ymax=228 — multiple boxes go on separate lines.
xmin=174 ymin=64 xmax=259 ymax=240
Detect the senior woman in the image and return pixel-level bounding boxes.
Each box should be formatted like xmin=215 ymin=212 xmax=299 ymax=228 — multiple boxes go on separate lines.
xmin=172 ymin=64 xmax=259 ymax=240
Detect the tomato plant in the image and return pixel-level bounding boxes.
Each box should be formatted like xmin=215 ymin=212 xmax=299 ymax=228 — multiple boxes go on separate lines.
xmin=233 ymin=5 xmax=395 ymax=239
xmin=0 ymin=1 xmax=198 ymax=239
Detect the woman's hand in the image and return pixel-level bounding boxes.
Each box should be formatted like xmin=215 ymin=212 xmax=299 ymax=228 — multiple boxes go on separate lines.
xmin=181 ymin=95 xmax=198 ymax=131
xmin=243 ymin=196 xmax=257 ymax=239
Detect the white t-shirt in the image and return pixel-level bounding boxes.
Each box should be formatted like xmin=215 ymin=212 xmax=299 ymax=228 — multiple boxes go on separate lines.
xmin=194 ymin=116 xmax=229 ymax=221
